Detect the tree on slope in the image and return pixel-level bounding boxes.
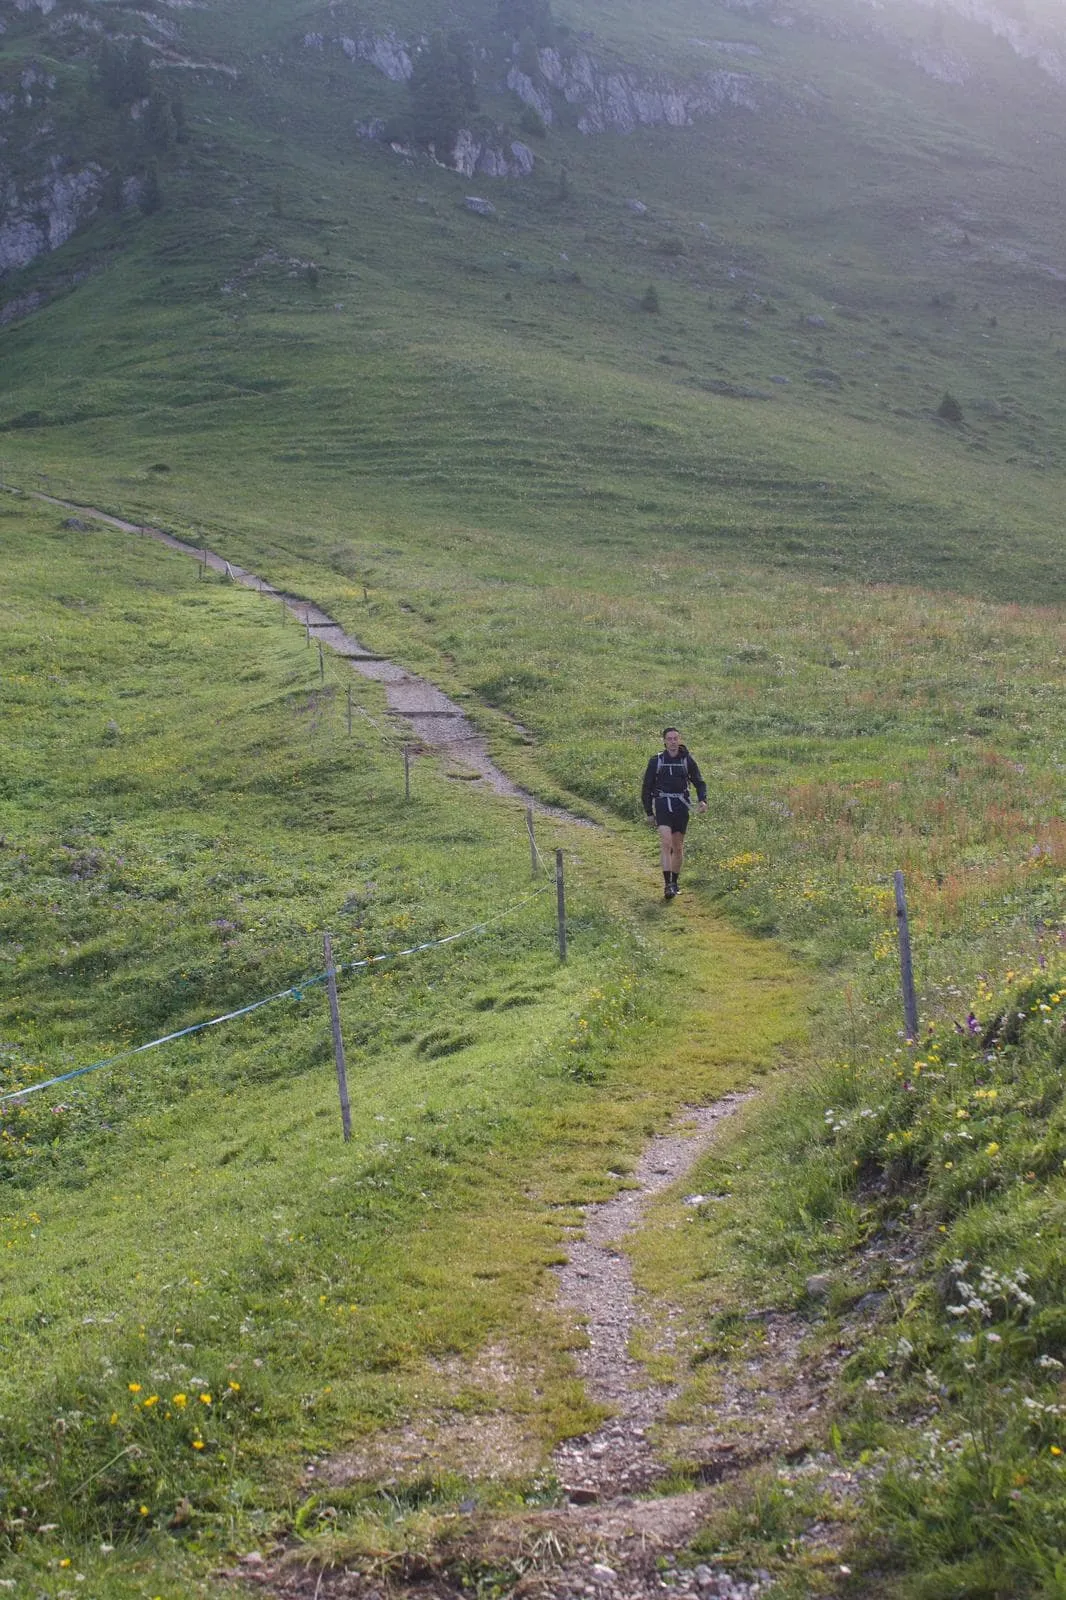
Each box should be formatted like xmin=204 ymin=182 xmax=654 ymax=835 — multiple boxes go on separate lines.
xmin=409 ymin=30 xmax=478 ymax=154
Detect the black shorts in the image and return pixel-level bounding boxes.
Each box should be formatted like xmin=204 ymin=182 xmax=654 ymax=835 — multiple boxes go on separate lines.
xmin=653 ymin=796 xmax=689 ymax=833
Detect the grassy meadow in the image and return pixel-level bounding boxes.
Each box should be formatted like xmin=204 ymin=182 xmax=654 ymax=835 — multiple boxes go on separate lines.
xmin=3 ymin=0 xmax=1066 ymax=1590
xmin=0 ymin=495 xmax=803 ymax=1595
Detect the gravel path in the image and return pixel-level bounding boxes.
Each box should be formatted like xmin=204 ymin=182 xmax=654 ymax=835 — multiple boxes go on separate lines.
xmin=551 ymin=1097 xmax=751 ymax=1503
xmin=37 ymin=495 xmax=586 ymax=821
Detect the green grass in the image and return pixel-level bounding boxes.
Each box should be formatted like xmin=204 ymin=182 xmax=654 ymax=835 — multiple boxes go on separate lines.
xmin=647 ymin=956 xmax=1066 ymax=1597
xmin=0 ymin=497 xmax=806 ymax=1594
xmin=4 ymin=1 xmax=1066 ymax=1589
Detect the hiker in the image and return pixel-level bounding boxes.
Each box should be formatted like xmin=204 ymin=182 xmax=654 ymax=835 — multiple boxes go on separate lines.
xmin=641 ymin=726 xmax=707 ymax=899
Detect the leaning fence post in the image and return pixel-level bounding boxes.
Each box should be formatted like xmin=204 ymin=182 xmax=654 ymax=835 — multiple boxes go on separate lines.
xmin=403 ymin=743 xmax=411 ymax=802
xmin=894 ymin=870 xmax=919 ymax=1042
xmin=318 ymin=642 xmax=325 ymax=683
xmin=346 ymin=684 xmax=353 ymax=736
xmin=323 ymin=932 xmax=351 ymax=1143
xmin=527 ymin=806 xmax=538 ymax=879
xmin=556 ymin=848 xmax=567 ymax=963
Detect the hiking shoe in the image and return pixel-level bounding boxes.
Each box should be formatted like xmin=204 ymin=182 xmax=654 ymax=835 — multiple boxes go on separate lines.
xmin=664 ymin=883 xmax=678 ymax=899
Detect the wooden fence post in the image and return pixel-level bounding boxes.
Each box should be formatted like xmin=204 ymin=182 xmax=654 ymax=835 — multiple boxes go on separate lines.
xmin=556 ymin=848 xmax=567 ymax=963
xmin=323 ymin=933 xmax=351 ymax=1143
xmin=403 ymin=744 xmax=411 ymax=802
xmin=346 ymin=684 xmax=353 ymax=736
xmin=318 ymin=642 xmax=325 ymax=683
xmin=894 ymin=870 xmax=919 ymax=1042
xmin=527 ymin=806 xmax=538 ymax=879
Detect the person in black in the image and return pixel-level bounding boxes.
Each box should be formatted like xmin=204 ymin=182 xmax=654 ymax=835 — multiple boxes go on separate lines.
xmin=641 ymin=726 xmax=707 ymax=898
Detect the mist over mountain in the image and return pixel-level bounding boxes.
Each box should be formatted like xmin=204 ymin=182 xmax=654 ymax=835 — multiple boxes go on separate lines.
xmin=3 ymin=0 xmax=1066 ymax=602
xmin=4 ymin=0 xmax=1066 ymax=286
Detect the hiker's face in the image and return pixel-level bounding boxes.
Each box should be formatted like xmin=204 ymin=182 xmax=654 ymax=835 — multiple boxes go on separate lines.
xmin=664 ymin=730 xmax=681 ymax=756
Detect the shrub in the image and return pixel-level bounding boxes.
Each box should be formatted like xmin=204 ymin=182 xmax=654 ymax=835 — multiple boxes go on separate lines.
xmin=640 ymin=285 xmax=660 ymax=313
xmin=937 ymin=391 xmax=963 ymax=423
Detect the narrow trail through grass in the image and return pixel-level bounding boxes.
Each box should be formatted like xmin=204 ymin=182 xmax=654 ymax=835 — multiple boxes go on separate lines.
xmin=32 ymin=489 xmax=590 ymax=821
xmin=2 ymin=487 xmax=813 ymax=1599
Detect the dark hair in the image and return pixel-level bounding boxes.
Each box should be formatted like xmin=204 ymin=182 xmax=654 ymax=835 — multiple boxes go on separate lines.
xmin=662 ymin=726 xmax=680 ymax=739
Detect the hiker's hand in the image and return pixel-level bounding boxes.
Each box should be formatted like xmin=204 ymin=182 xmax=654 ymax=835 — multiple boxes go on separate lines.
xmin=698 ymin=801 xmax=707 ymax=814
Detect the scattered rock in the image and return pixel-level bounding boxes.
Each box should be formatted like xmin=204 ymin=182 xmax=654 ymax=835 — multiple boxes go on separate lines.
xmin=464 ymin=196 xmax=497 ymax=217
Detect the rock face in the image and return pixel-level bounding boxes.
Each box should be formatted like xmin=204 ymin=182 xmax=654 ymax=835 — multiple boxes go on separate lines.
xmin=923 ymin=0 xmax=1066 ymax=83
xmin=0 ymin=164 xmax=105 ymax=275
xmin=338 ymin=29 xmax=757 ymax=149
xmin=303 ymin=29 xmax=415 ymax=82
xmin=517 ymin=47 xmax=757 ymax=134
xmin=452 ymin=131 xmax=534 ymax=178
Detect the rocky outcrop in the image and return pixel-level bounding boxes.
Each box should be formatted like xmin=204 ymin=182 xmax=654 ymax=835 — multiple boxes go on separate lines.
xmin=330 ymin=28 xmax=757 ymax=141
xmin=936 ymin=0 xmax=1066 ymax=82
xmin=303 ymin=30 xmax=414 ymax=82
xmin=510 ymin=47 xmax=756 ymax=133
xmin=504 ymin=65 xmax=554 ymax=124
xmin=856 ymin=0 xmax=1066 ymax=86
xmin=451 ymin=130 xmax=534 ymax=178
xmin=0 ymin=163 xmax=104 ymax=275
xmin=909 ymin=45 xmax=971 ymax=84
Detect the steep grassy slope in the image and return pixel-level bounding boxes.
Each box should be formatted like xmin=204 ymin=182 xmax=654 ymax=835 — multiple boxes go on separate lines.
xmin=3 ymin=0 xmax=1066 ymax=1592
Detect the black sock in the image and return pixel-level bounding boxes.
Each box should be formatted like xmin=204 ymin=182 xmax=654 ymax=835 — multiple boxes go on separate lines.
xmin=663 ymin=871 xmax=671 ymax=887
xmin=670 ymin=871 xmax=678 ymax=885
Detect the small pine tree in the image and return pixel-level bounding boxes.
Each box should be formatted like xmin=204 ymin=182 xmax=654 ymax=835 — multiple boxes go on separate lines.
xmin=937 ymin=391 xmax=963 ymax=423
xmin=139 ymin=162 xmax=162 ymax=215
xmin=497 ymin=0 xmax=554 ymax=45
xmin=99 ymin=168 xmax=124 ymax=213
xmin=640 ymin=284 xmax=660 ymax=313
xmin=409 ymin=30 xmax=478 ymax=154
xmin=126 ymin=38 xmax=152 ymax=101
xmin=171 ymin=88 xmax=188 ymax=144
xmin=142 ymin=93 xmax=176 ymax=154
xmin=96 ymin=36 xmax=153 ymax=108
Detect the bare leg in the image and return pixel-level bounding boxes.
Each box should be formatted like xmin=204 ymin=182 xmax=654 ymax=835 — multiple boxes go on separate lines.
xmin=670 ymin=830 xmax=685 ymax=875
xmin=657 ymin=824 xmax=675 ymax=873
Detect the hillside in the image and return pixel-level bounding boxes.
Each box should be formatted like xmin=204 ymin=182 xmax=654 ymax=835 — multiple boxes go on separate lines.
xmin=3 ymin=1 xmax=1066 ymax=1597
xmin=2 ymin=0 xmax=1066 ymax=596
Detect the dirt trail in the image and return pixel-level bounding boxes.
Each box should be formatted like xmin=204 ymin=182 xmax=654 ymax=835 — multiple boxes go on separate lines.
xmin=279 ymin=1093 xmax=782 ymax=1600
xmin=551 ymin=1096 xmax=751 ymax=1503
xmin=39 ymin=491 xmax=826 ymax=1598
xmin=37 ymin=494 xmax=585 ymax=821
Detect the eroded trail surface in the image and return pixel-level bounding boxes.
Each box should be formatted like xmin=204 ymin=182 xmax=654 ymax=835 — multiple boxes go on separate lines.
xmin=38 ymin=495 xmax=583 ymax=819
xmin=551 ymin=1097 xmax=751 ymax=1504
xmin=242 ymin=1098 xmax=786 ymax=1600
